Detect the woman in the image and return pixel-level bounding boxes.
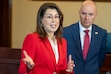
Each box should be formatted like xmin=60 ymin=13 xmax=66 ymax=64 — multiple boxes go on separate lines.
xmin=18 ymin=3 xmax=74 ymax=74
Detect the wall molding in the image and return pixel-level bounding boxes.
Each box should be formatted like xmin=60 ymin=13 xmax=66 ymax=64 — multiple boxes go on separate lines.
xmin=31 ymin=0 xmax=111 ymax=2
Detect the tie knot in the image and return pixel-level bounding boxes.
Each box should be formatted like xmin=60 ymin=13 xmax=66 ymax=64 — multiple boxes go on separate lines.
xmin=84 ymin=30 xmax=89 ymax=34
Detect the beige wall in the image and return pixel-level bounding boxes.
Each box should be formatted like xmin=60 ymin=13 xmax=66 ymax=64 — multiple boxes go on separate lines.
xmin=12 ymin=0 xmax=111 ymax=48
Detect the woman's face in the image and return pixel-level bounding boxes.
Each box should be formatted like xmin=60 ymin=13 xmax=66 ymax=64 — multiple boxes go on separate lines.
xmin=41 ymin=8 xmax=60 ymax=34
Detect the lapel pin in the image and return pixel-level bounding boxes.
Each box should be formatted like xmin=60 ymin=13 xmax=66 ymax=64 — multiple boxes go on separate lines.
xmin=95 ymin=32 xmax=98 ymax=34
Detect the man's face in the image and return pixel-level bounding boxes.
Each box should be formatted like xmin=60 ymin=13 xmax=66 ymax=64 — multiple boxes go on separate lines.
xmin=79 ymin=3 xmax=97 ymax=28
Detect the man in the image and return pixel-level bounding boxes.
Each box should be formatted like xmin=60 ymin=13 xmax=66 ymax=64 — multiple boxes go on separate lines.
xmin=63 ymin=1 xmax=107 ymax=74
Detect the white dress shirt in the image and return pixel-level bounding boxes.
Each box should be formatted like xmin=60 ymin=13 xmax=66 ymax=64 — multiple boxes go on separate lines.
xmin=79 ymin=21 xmax=92 ymax=50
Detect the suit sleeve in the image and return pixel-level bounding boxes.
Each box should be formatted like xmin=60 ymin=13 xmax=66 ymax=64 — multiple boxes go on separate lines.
xmin=99 ymin=30 xmax=107 ymax=68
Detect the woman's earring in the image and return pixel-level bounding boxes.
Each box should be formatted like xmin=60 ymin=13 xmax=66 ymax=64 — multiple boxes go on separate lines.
xmin=41 ymin=23 xmax=43 ymax=27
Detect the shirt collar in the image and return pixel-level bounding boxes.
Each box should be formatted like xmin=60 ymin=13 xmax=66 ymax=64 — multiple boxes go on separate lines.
xmin=79 ymin=21 xmax=92 ymax=32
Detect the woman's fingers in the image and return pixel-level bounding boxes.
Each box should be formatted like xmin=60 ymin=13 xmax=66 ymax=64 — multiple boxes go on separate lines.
xmin=66 ymin=54 xmax=75 ymax=72
xmin=23 ymin=50 xmax=28 ymax=58
xmin=22 ymin=50 xmax=35 ymax=69
xmin=26 ymin=61 xmax=34 ymax=70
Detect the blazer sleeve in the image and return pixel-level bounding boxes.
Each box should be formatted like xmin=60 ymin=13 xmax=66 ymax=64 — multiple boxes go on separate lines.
xmin=18 ymin=34 xmax=37 ymax=74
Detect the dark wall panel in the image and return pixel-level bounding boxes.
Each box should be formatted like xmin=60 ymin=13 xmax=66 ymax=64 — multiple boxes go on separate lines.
xmin=0 ymin=0 xmax=11 ymax=47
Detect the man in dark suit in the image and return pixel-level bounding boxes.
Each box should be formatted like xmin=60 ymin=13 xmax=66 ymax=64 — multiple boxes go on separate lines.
xmin=63 ymin=1 xmax=107 ymax=74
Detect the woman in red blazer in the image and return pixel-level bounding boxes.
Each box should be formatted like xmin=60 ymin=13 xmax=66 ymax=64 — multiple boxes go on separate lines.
xmin=18 ymin=3 xmax=74 ymax=74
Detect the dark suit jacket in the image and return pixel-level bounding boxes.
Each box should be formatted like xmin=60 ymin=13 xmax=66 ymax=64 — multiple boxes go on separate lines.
xmin=18 ymin=33 xmax=71 ymax=74
xmin=63 ymin=22 xmax=107 ymax=74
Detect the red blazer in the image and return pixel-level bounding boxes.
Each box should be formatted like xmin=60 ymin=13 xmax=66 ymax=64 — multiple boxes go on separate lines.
xmin=18 ymin=33 xmax=71 ymax=74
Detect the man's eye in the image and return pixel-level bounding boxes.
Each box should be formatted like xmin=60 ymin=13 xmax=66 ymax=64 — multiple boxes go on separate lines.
xmin=81 ymin=12 xmax=86 ymax=15
xmin=89 ymin=13 xmax=94 ymax=16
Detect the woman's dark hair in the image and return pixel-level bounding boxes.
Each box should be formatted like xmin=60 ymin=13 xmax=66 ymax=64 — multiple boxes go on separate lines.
xmin=35 ymin=3 xmax=63 ymax=42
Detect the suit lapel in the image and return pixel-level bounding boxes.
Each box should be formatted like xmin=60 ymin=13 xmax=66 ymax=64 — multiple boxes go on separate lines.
xmin=72 ymin=23 xmax=83 ymax=59
xmin=86 ymin=25 xmax=100 ymax=61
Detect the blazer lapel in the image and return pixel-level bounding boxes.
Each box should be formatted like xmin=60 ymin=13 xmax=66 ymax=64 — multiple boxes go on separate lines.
xmin=56 ymin=40 xmax=62 ymax=65
xmin=43 ymin=38 xmax=56 ymax=67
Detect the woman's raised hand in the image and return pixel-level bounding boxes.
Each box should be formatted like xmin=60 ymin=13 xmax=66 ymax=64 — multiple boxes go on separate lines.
xmin=66 ymin=54 xmax=75 ymax=73
xmin=22 ymin=50 xmax=35 ymax=70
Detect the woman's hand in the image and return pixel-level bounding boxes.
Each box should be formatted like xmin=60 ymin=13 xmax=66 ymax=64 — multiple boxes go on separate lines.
xmin=66 ymin=54 xmax=75 ymax=73
xmin=22 ymin=50 xmax=35 ymax=70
